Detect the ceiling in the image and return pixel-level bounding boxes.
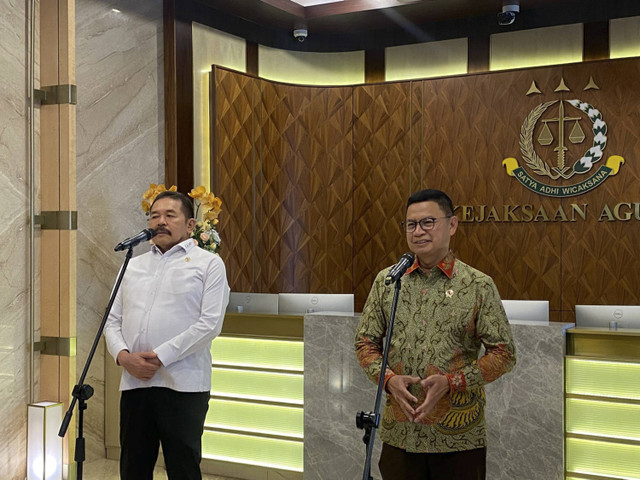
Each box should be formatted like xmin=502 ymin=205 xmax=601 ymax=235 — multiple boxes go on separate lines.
xmin=192 ymin=0 xmax=640 ymax=51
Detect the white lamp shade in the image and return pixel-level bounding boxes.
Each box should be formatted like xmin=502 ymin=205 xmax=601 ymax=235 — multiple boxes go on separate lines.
xmin=28 ymin=402 xmax=63 ymax=480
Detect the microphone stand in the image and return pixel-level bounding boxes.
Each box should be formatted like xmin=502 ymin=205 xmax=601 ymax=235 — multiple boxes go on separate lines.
xmin=58 ymin=245 xmax=135 ymax=479
xmin=356 ymin=277 xmax=403 ymax=480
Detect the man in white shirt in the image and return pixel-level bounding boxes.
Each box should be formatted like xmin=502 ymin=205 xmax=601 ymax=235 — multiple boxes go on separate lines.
xmin=105 ymin=190 xmax=230 ymax=480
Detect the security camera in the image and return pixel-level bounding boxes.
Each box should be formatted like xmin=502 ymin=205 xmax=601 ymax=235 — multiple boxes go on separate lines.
xmin=497 ymin=2 xmax=519 ymax=26
xmin=293 ymin=28 xmax=308 ymax=42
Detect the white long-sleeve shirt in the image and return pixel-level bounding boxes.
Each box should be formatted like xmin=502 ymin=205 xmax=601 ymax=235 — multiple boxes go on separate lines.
xmin=105 ymin=238 xmax=230 ymax=392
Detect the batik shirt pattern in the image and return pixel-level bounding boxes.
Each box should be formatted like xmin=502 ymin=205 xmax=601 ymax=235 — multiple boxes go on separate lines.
xmin=355 ymin=252 xmax=516 ymax=453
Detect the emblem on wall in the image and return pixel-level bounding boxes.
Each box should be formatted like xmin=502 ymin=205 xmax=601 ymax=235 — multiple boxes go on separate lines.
xmin=502 ymin=77 xmax=624 ymax=198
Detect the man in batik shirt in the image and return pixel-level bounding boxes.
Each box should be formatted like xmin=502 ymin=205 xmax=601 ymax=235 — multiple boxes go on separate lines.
xmin=355 ymin=188 xmax=516 ymax=480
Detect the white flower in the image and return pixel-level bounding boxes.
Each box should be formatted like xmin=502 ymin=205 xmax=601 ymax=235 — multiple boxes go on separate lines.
xmin=445 ymin=289 xmax=454 ymax=298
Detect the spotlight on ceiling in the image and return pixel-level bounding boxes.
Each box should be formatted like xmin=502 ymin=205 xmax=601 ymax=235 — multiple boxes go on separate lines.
xmin=497 ymin=1 xmax=519 ymax=26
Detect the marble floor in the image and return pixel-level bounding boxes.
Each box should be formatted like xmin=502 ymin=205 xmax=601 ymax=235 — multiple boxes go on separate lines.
xmin=83 ymin=458 xmax=236 ymax=479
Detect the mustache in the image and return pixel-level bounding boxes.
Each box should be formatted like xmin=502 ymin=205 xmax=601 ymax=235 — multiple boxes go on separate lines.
xmin=155 ymin=228 xmax=170 ymax=234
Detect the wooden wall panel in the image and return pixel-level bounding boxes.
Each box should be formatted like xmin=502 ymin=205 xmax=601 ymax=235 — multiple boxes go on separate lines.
xmin=409 ymin=81 xmax=423 ymax=195
xmin=421 ymin=71 xmax=564 ymax=316
xmin=257 ymin=82 xmax=355 ymax=293
xmin=212 ymin=67 xmax=260 ymax=292
xmin=559 ymin=60 xmax=640 ymax=320
xmin=294 ymin=87 xmax=354 ymax=293
xmin=210 ymin=59 xmax=640 ymax=316
xmin=259 ymin=80 xmax=304 ymax=293
xmin=353 ymin=83 xmax=413 ymax=310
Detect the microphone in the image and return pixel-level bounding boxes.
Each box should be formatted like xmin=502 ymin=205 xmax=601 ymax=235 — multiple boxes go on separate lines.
xmin=114 ymin=228 xmax=157 ymax=252
xmin=384 ymin=253 xmax=415 ymax=285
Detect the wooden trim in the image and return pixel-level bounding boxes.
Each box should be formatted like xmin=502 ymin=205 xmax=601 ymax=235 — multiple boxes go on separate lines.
xmin=468 ymin=35 xmax=489 ymax=74
xmin=164 ymin=0 xmax=178 ymax=187
xmin=164 ymin=0 xmax=194 ymax=192
xmin=209 ymin=67 xmax=218 ymax=192
xmin=221 ymin=313 xmax=304 ymax=339
xmin=39 ymin=0 xmax=77 ymax=468
xmin=583 ymin=21 xmax=609 ymax=61
xmin=364 ymin=49 xmax=385 ymax=83
xmin=246 ymin=41 xmax=259 ymax=77
xmin=259 ymin=0 xmax=304 ymax=18
xmin=175 ymin=15 xmax=194 ymax=193
xmin=305 ymin=0 xmax=422 ymax=19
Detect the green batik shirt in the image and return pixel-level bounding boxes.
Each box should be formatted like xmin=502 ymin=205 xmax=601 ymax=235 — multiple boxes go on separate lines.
xmin=355 ymin=251 xmax=516 ymax=453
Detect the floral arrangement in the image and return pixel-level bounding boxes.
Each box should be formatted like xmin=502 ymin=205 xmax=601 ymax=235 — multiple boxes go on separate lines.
xmin=141 ymin=183 xmax=222 ymax=253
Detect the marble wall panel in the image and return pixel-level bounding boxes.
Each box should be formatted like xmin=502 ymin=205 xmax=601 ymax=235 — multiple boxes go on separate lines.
xmin=76 ymin=0 xmax=163 ymax=460
xmin=485 ymin=323 xmax=569 ymax=480
xmin=304 ymin=315 xmax=382 ymax=480
xmin=304 ymin=315 xmax=568 ymax=480
xmin=0 ymin=0 xmax=32 ymax=477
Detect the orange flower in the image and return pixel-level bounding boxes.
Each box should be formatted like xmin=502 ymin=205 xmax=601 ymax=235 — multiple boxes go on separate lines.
xmin=189 ymin=185 xmax=207 ymax=199
xmin=204 ymin=209 xmax=220 ymax=222
xmin=142 ymin=185 xmax=157 ymax=200
xmin=201 ymin=192 xmax=217 ymax=208
xmin=141 ymin=183 xmax=178 ymax=215
xmin=207 ymin=196 xmax=223 ymax=211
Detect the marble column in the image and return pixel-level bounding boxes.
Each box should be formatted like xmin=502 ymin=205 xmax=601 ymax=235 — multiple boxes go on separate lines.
xmin=0 ymin=0 xmax=35 ymax=476
xmin=76 ymin=0 xmax=163 ymax=460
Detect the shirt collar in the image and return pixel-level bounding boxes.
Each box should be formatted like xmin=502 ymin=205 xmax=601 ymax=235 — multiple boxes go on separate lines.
xmin=404 ymin=250 xmax=456 ymax=279
xmin=152 ymin=237 xmax=196 ymax=256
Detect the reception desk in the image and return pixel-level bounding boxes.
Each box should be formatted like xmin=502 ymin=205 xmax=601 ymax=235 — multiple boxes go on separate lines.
xmin=106 ymin=313 xmax=569 ymax=479
xmin=106 ymin=313 xmax=304 ymax=480
xmin=304 ymin=314 xmax=568 ymax=480
xmin=564 ymin=327 xmax=640 ymax=480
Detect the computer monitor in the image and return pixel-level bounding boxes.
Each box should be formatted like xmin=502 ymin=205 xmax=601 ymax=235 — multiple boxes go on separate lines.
xmin=501 ymin=300 xmax=549 ymax=325
xmin=575 ymin=305 xmax=640 ymax=328
xmin=226 ymin=292 xmax=279 ymax=314
xmin=277 ymin=293 xmax=354 ymax=315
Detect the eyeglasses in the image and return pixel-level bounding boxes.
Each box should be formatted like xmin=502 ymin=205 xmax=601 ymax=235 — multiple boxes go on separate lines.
xmin=401 ymin=216 xmax=451 ymax=233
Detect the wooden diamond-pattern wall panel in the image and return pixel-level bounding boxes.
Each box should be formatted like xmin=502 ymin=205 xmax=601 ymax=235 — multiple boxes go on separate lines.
xmin=353 ymin=82 xmax=413 ymax=310
xmin=420 ymin=70 xmax=564 ymax=315
xmin=409 ymin=81 xmax=423 ymax=194
xmin=259 ymin=80 xmax=306 ymax=293
xmin=559 ymin=60 xmax=640 ymax=319
xmin=209 ymin=59 xmax=640 ymax=316
xmin=293 ymin=87 xmax=354 ymax=294
xmin=258 ymin=81 xmax=354 ymax=293
xmin=211 ymin=67 xmax=260 ymax=292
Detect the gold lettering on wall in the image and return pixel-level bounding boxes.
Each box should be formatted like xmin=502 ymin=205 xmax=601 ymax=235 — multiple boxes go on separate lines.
xmin=455 ymin=203 xmax=640 ymax=223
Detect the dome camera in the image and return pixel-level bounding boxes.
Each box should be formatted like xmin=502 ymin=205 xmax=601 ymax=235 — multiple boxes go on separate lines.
xmin=498 ymin=2 xmax=519 ymax=26
xmin=293 ymin=28 xmax=308 ymax=42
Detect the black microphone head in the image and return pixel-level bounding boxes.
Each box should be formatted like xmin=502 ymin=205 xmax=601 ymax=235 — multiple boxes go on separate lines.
xmin=401 ymin=252 xmax=415 ymax=264
xmin=384 ymin=252 xmax=416 ymax=285
xmin=144 ymin=228 xmax=158 ymax=240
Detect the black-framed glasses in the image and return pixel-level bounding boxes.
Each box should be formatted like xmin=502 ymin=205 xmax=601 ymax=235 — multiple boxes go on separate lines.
xmin=401 ymin=216 xmax=452 ymax=233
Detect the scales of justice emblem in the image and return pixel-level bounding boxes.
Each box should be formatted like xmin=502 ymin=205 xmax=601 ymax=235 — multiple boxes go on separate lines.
xmin=502 ymin=77 xmax=624 ymax=198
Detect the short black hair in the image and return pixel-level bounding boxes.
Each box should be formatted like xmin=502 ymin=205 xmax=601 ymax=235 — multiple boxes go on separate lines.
xmin=406 ymin=189 xmax=454 ymax=217
xmin=151 ymin=191 xmax=194 ymax=219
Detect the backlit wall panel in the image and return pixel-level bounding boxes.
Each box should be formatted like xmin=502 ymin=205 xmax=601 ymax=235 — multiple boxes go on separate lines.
xmin=259 ymin=46 xmax=364 ymax=86
xmin=385 ymin=38 xmax=468 ymax=81
xmin=610 ymin=16 xmax=640 ymax=59
xmin=490 ymin=24 xmax=583 ymax=71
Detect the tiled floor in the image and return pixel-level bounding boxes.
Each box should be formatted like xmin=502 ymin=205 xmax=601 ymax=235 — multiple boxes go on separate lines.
xmin=83 ymin=458 xmax=237 ymax=479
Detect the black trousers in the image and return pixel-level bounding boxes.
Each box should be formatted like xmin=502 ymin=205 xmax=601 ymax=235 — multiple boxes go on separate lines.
xmin=379 ymin=442 xmax=486 ymax=480
xmin=120 ymin=387 xmax=210 ymax=480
